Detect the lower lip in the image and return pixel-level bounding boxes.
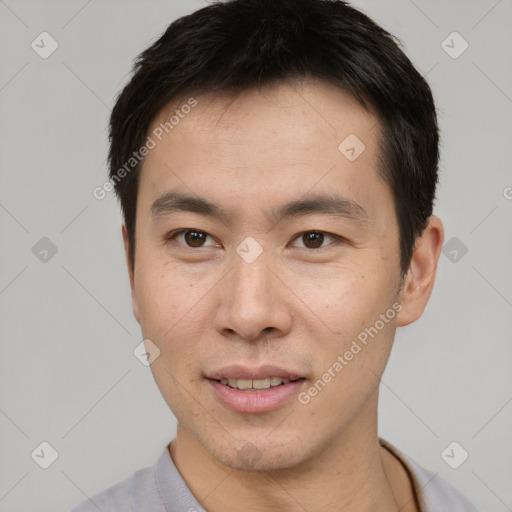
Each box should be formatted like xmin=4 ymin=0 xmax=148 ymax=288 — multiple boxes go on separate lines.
xmin=208 ymin=379 xmax=306 ymax=413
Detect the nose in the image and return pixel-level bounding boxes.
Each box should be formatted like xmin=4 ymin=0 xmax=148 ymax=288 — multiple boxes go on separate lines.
xmin=212 ymin=248 xmax=293 ymax=343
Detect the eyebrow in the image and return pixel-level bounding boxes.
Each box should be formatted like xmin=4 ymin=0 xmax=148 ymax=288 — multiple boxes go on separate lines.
xmin=150 ymin=189 xmax=368 ymax=226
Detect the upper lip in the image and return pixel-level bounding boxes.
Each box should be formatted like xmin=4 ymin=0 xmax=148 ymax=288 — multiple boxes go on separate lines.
xmin=207 ymin=365 xmax=304 ymax=381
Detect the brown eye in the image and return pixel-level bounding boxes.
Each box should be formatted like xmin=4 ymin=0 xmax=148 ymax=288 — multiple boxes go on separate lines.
xmin=302 ymin=232 xmax=324 ymax=249
xmin=183 ymin=230 xmax=207 ymax=247
xmin=166 ymin=229 xmax=216 ymax=248
xmin=293 ymin=231 xmax=337 ymax=250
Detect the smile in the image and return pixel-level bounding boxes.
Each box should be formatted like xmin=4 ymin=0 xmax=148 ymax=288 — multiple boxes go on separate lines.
xmin=216 ymin=377 xmax=300 ymax=391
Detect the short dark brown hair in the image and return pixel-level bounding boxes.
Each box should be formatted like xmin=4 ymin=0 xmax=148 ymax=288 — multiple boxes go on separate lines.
xmin=108 ymin=0 xmax=439 ymax=276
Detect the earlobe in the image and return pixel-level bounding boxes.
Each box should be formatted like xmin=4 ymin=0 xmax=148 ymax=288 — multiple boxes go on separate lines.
xmin=396 ymin=216 xmax=444 ymax=327
xmin=121 ymin=223 xmax=140 ymax=324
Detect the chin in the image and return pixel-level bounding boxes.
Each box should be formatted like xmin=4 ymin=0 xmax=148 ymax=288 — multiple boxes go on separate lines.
xmin=204 ymin=434 xmax=311 ymax=472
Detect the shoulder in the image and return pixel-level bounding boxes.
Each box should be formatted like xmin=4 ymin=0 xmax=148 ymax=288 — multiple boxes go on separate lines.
xmin=69 ymin=443 xmax=206 ymax=512
xmin=379 ymin=438 xmax=482 ymax=512
xmin=69 ymin=460 xmax=161 ymax=512
xmin=411 ymin=463 xmax=482 ymax=512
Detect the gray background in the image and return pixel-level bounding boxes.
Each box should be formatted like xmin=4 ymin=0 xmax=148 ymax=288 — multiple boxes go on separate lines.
xmin=1 ymin=1 xmax=511 ymax=511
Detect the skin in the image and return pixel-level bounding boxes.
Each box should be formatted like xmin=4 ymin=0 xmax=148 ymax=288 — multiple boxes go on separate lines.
xmin=122 ymin=77 xmax=444 ymax=512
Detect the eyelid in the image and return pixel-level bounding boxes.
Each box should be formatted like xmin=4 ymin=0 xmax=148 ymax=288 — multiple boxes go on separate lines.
xmin=291 ymin=231 xmax=339 ymax=249
xmin=165 ymin=229 xmax=348 ymax=249
xmin=165 ymin=229 xmax=218 ymax=248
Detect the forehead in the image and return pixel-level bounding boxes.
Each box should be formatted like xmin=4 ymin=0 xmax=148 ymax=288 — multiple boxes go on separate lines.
xmin=149 ymin=78 xmax=379 ymax=151
xmin=138 ymin=78 xmax=389 ymax=223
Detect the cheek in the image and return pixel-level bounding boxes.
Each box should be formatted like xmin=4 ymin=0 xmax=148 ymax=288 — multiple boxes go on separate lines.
xmin=299 ymin=267 xmax=398 ymax=382
xmin=300 ymin=310 xmax=396 ymax=429
xmin=133 ymin=259 xmax=202 ymax=345
xmin=136 ymin=267 xmax=205 ymax=412
xmin=293 ymin=266 xmax=392 ymax=334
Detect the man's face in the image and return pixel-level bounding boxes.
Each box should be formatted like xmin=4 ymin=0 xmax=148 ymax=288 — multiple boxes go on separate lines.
xmin=128 ymin=78 xmax=404 ymax=470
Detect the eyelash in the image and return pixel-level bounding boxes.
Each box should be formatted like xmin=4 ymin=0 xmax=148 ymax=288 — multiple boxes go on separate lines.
xmin=164 ymin=229 xmax=347 ymax=251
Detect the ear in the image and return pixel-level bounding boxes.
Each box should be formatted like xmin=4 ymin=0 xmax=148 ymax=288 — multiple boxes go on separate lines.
xmin=122 ymin=223 xmax=140 ymax=324
xmin=396 ymin=216 xmax=444 ymax=327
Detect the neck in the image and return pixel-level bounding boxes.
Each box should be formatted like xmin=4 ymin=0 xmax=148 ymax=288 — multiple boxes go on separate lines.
xmin=170 ymin=392 xmax=404 ymax=512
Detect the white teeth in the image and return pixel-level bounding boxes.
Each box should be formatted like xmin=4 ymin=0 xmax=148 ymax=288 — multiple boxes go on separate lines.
xmin=252 ymin=378 xmax=270 ymax=389
xmin=219 ymin=377 xmax=294 ymax=390
xmin=236 ymin=379 xmax=253 ymax=390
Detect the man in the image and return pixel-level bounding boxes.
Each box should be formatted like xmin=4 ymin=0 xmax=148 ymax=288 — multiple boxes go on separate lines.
xmin=74 ymin=0 xmax=481 ymax=510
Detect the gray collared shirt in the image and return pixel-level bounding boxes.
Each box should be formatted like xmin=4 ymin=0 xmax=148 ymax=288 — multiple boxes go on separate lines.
xmin=70 ymin=438 xmax=482 ymax=512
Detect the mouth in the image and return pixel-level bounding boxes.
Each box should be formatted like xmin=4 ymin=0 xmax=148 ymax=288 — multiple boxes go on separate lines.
xmin=206 ymin=365 xmax=307 ymax=413
xmin=214 ymin=377 xmax=303 ymax=391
